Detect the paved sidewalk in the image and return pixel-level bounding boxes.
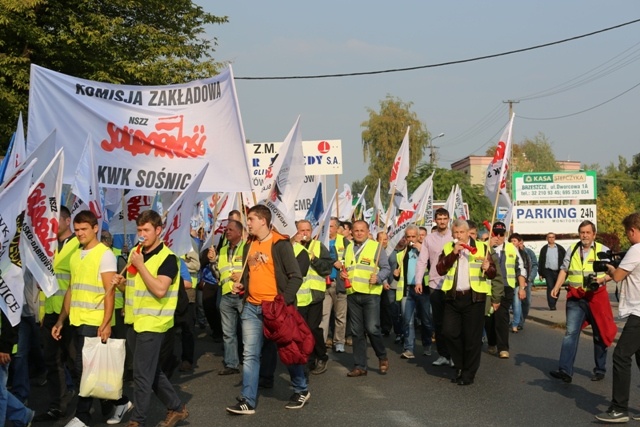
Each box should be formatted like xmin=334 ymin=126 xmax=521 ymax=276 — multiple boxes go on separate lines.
xmin=526 ymin=282 xmax=625 ymax=341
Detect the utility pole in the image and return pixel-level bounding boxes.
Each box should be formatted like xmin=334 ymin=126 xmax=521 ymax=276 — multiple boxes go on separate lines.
xmin=428 ymin=132 xmax=445 ymax=167
xmin=503 ymin=99 xmax=519 ymax=120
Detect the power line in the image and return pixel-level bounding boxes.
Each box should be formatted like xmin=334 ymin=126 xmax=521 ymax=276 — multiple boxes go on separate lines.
xmin=517 ymin=40 xmax=640 ymax=101
xmin=519 ymin=80 xmax=640 ymax=120
xmin=235 ymin=18 xmax=640 ymax=80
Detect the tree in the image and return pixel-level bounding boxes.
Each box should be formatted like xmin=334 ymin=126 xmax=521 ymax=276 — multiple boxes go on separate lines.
xmin=359 ymin=95 xmax=430 ymax=205
xmin=407 ymin=164 xmax=493 ymax=226
xmin=0 ymin=0 xmax=228 ymax=149
xmin=597 ymin=185 xmax=634 ymax=249
xmin=595 ymin=155 xmax=640 ymax=211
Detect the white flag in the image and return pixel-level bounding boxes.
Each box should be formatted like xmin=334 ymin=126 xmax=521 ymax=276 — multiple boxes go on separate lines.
xmin=21 ymin=149 xmax=64 ymax=298
xmin=317 ymin=190 xmax=337 ymax=249
xmin=412 ymin=172 xmax=435 ymax=225
xmin=453 ymin=185 xmax=467 ymax=220
xmin=0 ymin=159 xmax=37 ymax=325
xmin=21 ymin=129 xmax=57 ymax=188
xmin=259 ymin=118 xmax=306 ymax=236
xmin=484 ymin=116 xmax=514 ymax=202
xmin=385 ymin=207 xmax=417 ymax=256
xmin=389 ymin=127 xmax=411 ymax=206
xmin=443 ymin=185 xmax=456 ymax=221
xmin=3 ymin=113 xmax=27 ymax=184
xmin=257 ymin=117 xmax=305 ymax=204
xmin=335 ymin=184 xmax=354 ymax=221
xmin=71 ymin=135 xmax=104 ymax=235
xmin=162 ymin=164 xmax=208 ymax=256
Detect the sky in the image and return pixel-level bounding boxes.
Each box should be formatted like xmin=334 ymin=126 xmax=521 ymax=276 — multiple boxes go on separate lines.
xmin=200 ymin=1 xmax=640 ymax=189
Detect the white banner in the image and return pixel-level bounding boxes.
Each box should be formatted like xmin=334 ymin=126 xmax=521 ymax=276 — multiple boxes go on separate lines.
xmin=21 ymin=149 xmax=64 ymax=298
xmin=0 ymin=160 xmax=37 ymax=325
xmin=513 ymin=204 xmax=597 ymax=235
xmin=27 ymin=64 xmax=252 ymax=193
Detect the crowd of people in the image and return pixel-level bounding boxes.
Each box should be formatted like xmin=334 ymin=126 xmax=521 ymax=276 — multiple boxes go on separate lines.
xmin=2 ymin=204 xmax=640 ymax=425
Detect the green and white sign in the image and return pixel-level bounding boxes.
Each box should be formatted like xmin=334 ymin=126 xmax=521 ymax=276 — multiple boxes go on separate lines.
xmin=512 ymin=171 xmax=597 ymax=201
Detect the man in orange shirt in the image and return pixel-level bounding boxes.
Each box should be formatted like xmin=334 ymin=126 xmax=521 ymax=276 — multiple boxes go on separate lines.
xmin=225 ymin=205 xmax=306 ymax=415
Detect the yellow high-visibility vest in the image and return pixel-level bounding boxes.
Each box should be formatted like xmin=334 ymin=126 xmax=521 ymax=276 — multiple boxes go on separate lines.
xmin=566 ymin=242 xmax=605 ymax=289
xmin=345 ymin=240 xmax=382 ymax=296
xmin=48 ymin=236 xmax=80 ymax=314
xmin=126 ymin=244 xmax=180 ymax=333
xmin=441 ymin=242 xmax=490 ymax=294
xmin=294 ymin=241 xmax=325 ymax=306
xmin=218 ymin=241 xmax=245 ymax=295
xmin=69 ymin=243 xmax=114 ymax=327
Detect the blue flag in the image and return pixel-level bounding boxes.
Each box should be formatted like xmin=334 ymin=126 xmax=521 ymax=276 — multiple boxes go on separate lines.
xmin=0 ymin=133 xmax=15 ymax=185
xmin=305 ymin=181 xmax=324 ymax=228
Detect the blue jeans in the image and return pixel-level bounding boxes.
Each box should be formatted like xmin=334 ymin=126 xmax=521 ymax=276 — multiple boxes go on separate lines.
xmin=402 ymin=286 xmax=433 ymax=352
xmin=348 ymin=293 xmax=387 ymax=370
xmin=511 ymin=283 xmax=531 ymax=329
xmin=0 ymin=363 xmax=34 ymax=427
xmin=11 ymin=316 xmax=45 ymax=403
xmin=219 ymin=293 xmax=243 ymax=369
xmin=241 ymin=303 xmax=307 ymax=408
xmin=558 ymin=297 xmax=607 ymax=376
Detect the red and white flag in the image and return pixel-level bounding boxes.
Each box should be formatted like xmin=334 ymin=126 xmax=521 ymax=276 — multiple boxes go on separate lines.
xmin=107 ymin=190 xmax=155 ymax=234
xmin=162 ymin=164 xmax=208 ymax=256
xmin=71 ymin=135 xmax=104 ymax=235
xmin=484 ymin=116 xmax=515 ymax=202
xmin=389 ymin=127 xmax=411 ymax=206
xmin=21 ymin=149 xmax=64 ymax=298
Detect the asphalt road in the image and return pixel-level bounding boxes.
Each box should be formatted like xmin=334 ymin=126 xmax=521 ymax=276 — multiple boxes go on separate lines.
xmin=27 ymin=318 xmax=640 ymax=427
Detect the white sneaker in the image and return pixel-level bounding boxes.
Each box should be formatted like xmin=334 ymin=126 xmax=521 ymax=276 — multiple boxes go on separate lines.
xmin=64 ymin=417 xmax=88 ymax=427
xmin=449 ymin=358 xmax=455 ymax=368
xmin=107 ymin=401 xmax=134 ymax=424
xmin=432 ymin=356 xmax=449 ymax=366
xmin=334 ymin=343 xmax=345 ymax=353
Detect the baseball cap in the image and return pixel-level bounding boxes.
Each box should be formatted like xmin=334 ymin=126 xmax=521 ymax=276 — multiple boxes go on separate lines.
xmin=492 ymin=222 xmax=507 ymax=235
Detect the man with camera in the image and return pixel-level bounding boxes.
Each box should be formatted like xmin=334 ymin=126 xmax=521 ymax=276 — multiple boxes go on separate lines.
xmin=596 ymin=213 xmax=640 ymax=423
xmin=550 ymin=220 xmax=617 ymax=384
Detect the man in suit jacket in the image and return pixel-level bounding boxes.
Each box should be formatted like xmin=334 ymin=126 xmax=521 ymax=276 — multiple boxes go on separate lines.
xmin=538 ymin=232 xmax=566 ymax=310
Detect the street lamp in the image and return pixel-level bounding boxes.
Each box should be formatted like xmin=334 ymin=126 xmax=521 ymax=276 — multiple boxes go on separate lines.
xmin=428 ymin=132 xmax=445 ymax=167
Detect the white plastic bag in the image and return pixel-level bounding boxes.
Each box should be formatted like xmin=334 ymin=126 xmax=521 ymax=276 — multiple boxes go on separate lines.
xmin=79 ymin=337 xmax=126 ymax=400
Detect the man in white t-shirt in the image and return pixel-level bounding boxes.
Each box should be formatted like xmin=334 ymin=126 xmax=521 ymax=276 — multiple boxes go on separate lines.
xmin=596 ymin=213 xmax=640 ymax=423
xmin=52 ymin=210 xmax=124 ymax=427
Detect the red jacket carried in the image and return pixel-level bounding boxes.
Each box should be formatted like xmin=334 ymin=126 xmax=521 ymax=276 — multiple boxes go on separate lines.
xmin=566 ymin=285 xmax=617 ymax=347
xmin=262 ymin=294 xmax=314 ymax=365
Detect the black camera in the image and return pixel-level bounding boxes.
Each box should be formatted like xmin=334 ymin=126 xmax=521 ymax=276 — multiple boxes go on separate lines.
xmin=583 ymin=273 xmax=599 ymax=292
xmin=593 ymin=250 xmax=627 ymax=273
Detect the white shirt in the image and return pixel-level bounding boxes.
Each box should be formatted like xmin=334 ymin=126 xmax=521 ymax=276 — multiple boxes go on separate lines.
xmin=617 ymin=243 xmax=640 ymax=319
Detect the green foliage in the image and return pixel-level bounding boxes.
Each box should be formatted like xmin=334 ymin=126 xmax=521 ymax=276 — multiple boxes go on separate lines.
xmin=0 ymin=0 xmax=228 ymax=150
xmin=597 ymin=184 xmax=634 ymax=249
xmin=594 ymin=154 xmax=640 ymax=211
xmin=359 ymin=95 xmax=430 ymax=205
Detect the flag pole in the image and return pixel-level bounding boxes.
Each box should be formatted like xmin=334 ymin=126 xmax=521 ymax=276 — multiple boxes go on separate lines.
xmin=121 ymin=190 xmax=127 ymax=249
xmin=376 ymin=183 xmax=396 ymax=267
xmin=334 ymin=175 xmax=340 ymax=219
